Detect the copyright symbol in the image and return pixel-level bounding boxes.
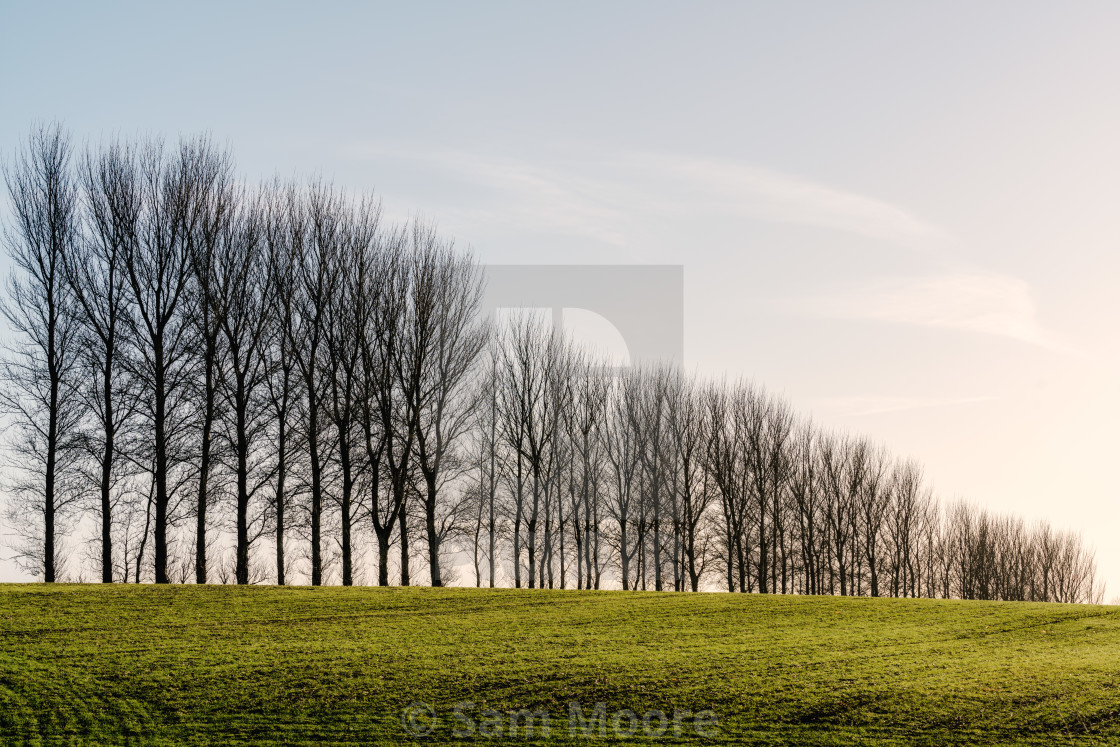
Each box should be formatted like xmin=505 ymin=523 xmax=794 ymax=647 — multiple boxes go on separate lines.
xmin=400 ymin=701 xmax=437 ymax=736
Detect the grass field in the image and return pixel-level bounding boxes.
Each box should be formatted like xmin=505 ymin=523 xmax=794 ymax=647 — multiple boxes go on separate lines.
xmin=1 ymin=585 xmax=1119 ymax=745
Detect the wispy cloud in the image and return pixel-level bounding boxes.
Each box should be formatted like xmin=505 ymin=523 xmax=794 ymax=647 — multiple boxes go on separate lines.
xmin=811 ymin=394 xmax=996 ymax=417
xmin=630 ymin=153 xmax=954 ymax=249
xmin=789 ymin=273 xmax=1060 ymax=349
xmin=342 ymin=142 xmax=1060 ymax=349
xmin=342 ymin=143 xmax=952 ymax=249
xmin=342 ymin=144 xmax=633 ymax=246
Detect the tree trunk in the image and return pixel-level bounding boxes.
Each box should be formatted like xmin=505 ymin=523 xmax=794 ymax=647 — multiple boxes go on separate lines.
xmin=235 ymin=392 xmax=250 ymax=585
xmin=399 ymin=497 xmax=410 ymax=586
xmin=308 ymin=398 xmax=322 ymax=586
xmin=340 ymin=437 xmax=353 ymax=586
xmin=196 ymin=351 xmax=216 ymax=585
xmin=153 ymin=355 xmax=169 ymax=585
xmin=376 ymin=527 xmax=391 ymax=586
xmin=275 ymin=416 xmax=287 ymax=585
xmin=425 ymin=472 xmax=441 ymax=587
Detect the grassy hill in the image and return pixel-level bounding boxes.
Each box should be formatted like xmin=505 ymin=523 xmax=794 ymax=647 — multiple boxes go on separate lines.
xmin=1 ymin=585 xmax=1118 ymax=745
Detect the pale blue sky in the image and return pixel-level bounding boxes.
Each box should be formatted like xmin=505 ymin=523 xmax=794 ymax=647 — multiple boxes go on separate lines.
xmin=3 ymin=2 xmax=1119 ymax=591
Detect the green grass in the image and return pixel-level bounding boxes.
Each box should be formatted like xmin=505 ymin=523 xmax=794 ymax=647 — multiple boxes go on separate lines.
xmin=1 ymin=585 xmax=1119 ymax=745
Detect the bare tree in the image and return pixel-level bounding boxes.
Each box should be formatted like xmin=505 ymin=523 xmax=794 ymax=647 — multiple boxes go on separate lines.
xmin=857 ymin=445 xmax=890 ymax=597
xmin=276 ymin=182 xmax=338 ymax=586
xmin=324 ymin=192 xmax=381 ymax=586
xmin=666 ymin=370 xmax=711 ymax=591
xmin=474 ymin=349 xmax=502 ymax=587
xmin=788 ymin=422 xmax=823 ymax=594
xmin=883 ymin=459 xmax=926 ymax=598
xmin=603 ymin=367 xmax=646 ymax=590
xmin=493 ymin=319 xmax=532 ymax=589
xmin=738 ymin=384 xmax=773 ymax=594
xmin=0 ymin=124 xmax=83 ymax=582
xmin=211 ymin=189 xmax=275 ymax=584
xmin=494 ymin=313 xmax=564 ymax=588
xmin=540 ymin=340 xmax=574 ymax=589
xmin=186 ymin=145 xmax=235 ymax=583
xmin=363 ymin=229 xmax=416 ymax=586
xmin=563 ymin=349 xmax=607 ymax=590
xmin=119 ymin=136 xmax=229 ymax=583
xmin=64 ymin=139 xmax=143 ymax=582
xmin=409 ymin=225 xmax=488 ymax=586
xmin=704 ymin=382 xmax=748 ymax=592
xmin=762 ymin=398 xmax=794 ymax=593
xmin=637 ymin=365 xmax=672 ymax=591
xmin=819 ymin=433 xmax=858 ymax=595
xmin=260 ymin=184 xmax=302 ymax=584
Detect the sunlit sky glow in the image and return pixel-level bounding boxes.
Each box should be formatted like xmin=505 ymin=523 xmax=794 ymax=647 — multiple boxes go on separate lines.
xmin=2 ymin=1 xmax=1118 ymax=593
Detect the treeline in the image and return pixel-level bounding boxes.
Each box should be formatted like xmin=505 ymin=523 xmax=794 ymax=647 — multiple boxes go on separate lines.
xmin=0 ymin=125 xmax=1102 ymax=603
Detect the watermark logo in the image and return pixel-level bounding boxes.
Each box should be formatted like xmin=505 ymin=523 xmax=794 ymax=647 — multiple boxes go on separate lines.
xmin=482 ymin=264 xmax=684 ymax=367
xmin=399 ymin=701 xmax=719 ymax=739
xmin=400 ymin=702 xmax=437 ymax=737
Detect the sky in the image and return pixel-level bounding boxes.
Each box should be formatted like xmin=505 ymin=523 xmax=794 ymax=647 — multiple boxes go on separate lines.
xmin=1 ymin=1 xmax=1118 ymax=595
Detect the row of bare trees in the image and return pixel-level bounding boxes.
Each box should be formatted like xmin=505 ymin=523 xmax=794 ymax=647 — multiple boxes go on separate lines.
xmin=1 ymin=126 xmax=1103 ymax=603
xmin=0 ymin=125 xmax=485 ymax=588
xmin=465 ymin=320 xmax=1101 ymax=603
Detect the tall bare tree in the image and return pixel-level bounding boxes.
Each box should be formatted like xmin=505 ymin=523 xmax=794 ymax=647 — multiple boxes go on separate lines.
xmin=211 ymin=189 xmax=275 ymax=584
xmin=277 ymin=182 xmax=338 ymax=586
xmin=0 ymin=124 xmax=83 ymax=582
xmin=363 ymin=229 xmax=417 ymax=586
xmin=120 ymin=136 xmax=227 ymax=583
xmin=186 ymin=146 xmax=235 ymax=583
xmin=494 ymin=314 xmax=564 ymax=588
xmin=475 ymin=350 xmax=502 ymax=587
xmin=66 ymin=139 xmax=141 ymax=582
xmin=325 ymin=193 xmax=382 ymax=586
xmin=263 ymin=186 xmax=299 ymax=585
xmin=410 ymin=226 xmax=488 ymax=586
